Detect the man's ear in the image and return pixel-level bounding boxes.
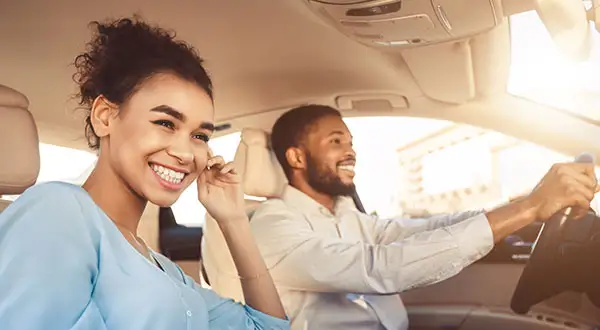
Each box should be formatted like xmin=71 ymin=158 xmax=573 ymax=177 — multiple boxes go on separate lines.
xmin=90 ymin=95 xmax=119 ymax=139
xmin=285 ymin=147 xmax=306 ymax=170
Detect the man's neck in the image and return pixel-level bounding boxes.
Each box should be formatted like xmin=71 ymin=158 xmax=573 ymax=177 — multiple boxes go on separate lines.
xmin=290 ymin=180 xmax=336 ymax=213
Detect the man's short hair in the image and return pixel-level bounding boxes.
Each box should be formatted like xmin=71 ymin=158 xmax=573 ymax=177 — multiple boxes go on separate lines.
xmin=271 ymin=104 xmax=342 ymax=178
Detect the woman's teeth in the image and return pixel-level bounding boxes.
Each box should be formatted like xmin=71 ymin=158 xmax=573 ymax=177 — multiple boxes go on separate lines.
xmin=151 ymin=164 xmax=184 ymax=184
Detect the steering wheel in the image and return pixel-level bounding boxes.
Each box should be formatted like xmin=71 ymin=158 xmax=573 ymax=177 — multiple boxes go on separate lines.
xmin=510 ymin=208 xmax=600 ymax=314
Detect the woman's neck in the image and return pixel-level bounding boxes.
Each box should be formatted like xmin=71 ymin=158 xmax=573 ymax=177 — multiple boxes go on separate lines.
xmin=82 ymin=157 xmax=147 ymax=234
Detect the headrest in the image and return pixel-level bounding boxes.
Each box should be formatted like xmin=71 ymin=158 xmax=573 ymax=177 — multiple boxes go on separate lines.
xmin=0 ymin=85 xmax=40 ymax=195
xmin=233 ymin=128 xmax=287 ymax=198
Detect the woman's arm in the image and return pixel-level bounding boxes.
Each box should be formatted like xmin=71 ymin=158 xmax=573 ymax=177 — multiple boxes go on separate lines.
xmin=161 ymin=250 xmax=289 ymax=329
xmin=218 ymin=216 xmax=287 ymax=319
xmin=196 ymin=156 xmax=287 ymax=320
xmin=0 ymin=183 xmax=106 ymax=329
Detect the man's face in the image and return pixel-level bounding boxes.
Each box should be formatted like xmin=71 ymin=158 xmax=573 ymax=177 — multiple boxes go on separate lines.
xmin=302 ymin=115 xmax=356 ymax=197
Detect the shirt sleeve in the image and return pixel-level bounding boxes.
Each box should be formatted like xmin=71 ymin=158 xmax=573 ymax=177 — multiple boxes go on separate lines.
xmin=250 ymin=201 xmax=494 ymax=295
xmin=0 ymin=183 xmax=106 ymax=330
xmin=171 ymin=260 xmax=290 ymax=329
xmin=368 ymin=210 xmax=485 ymax=245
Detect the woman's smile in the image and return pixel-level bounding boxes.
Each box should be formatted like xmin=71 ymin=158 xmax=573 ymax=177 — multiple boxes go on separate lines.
xmin=149 ymin=162 xmax=188 ymax=191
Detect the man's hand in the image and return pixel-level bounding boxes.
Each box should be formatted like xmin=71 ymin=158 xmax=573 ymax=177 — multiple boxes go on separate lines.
xmin=485 ymin=162 xmax=598 ymax=243
xmin=526 ymin=162 xmax=599 ymax=221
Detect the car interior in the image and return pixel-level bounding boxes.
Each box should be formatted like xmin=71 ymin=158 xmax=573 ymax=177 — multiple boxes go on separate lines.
xmin=2 ymin=0 xmax=600 ymax=329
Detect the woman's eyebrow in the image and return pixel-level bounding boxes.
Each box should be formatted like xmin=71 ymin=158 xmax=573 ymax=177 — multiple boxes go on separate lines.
xmin=150 ymin=105 xmax=214 ymax=131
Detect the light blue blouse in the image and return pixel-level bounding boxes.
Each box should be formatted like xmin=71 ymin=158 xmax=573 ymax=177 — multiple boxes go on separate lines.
xmin=0 ymin=182 xmax=289 ymax=330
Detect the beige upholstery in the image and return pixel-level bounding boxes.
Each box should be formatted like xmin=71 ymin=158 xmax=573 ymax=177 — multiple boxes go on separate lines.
xmin=0 ymin=85 xmax=39 ymax=196
xmin=0 ymin=199 xmax=11 ymax=213
xmin=233 ymin=128 xmax=288 ymax=198
xmin=202 ymin=128 xmax=287 ymax=300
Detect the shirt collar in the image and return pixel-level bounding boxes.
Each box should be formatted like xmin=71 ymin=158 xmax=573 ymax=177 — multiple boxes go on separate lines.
xmin=281 ymin=185 xmax=357 ymax=216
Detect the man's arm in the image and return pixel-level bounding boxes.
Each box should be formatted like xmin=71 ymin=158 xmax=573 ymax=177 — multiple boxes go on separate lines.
xmin=485 ymin=162 xmax=598 ymax=243
xmin=370 ymin=210 xmax=484 ymax=245
xmin=374 ymin=162 xmax=598 ymax=245
xmin=251 ymin=201 xmax=494 ymax=295
xmin=251 ymin=163 xmax=597 ymax=295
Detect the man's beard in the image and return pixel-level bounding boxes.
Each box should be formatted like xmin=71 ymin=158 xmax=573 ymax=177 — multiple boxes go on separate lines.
xmin=305 ymin=152 xmax=355 ymax=197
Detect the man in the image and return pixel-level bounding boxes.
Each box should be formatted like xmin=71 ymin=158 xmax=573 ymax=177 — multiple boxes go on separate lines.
xmin=250 ymin=104 xmax=599 ymax=330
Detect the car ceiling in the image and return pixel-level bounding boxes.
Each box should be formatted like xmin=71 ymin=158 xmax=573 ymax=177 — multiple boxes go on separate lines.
xmin=1 ymin=0 xmax=599 ymax=162
xmin=1 ymin=0 xmax=411 ymax=135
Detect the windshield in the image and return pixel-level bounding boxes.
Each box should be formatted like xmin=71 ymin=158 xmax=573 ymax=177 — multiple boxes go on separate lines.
xmin=508 ymin=10 xmax=600 ymax=123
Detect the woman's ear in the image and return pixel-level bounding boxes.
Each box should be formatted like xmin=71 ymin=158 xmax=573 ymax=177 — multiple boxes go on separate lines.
xmin=90 ymin=95 xmax=118 ymax=139
xmin=285 ymin=147 xmax=306 ymax=170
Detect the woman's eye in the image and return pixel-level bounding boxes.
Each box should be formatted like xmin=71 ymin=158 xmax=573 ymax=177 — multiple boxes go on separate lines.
xmin=331 ymin=138 xmax=341 ymax=144
xmin=153 ymin=120 xmax=175 ymax=129
xmin=193 ymin=134 xmax=209 ymax=142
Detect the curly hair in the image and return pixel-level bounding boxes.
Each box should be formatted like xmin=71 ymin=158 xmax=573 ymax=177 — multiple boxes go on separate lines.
xmin=271 ymin=104 xmax=342 ymax=178
xmin=73 ymin=17 xmax=213 ymax=150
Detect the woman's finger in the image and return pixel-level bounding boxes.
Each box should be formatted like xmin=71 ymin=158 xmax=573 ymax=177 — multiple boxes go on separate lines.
xmin=219 ymin=162 xmax=237 ymax=174
xmin=207 ymin=155 xmax=225 ymax=169
xmin=196 ymin=170 xmax=208 ymax=198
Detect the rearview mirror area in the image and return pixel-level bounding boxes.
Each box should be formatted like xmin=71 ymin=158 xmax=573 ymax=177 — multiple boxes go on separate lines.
xmin=534 ymin=0 xmax=593 ymax=62
xmin=588 ymin=0 xmax=600 ymax=32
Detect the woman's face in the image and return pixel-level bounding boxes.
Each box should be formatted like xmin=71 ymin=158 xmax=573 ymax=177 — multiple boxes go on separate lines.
xmin=96 ymin=73 xmax=214 ymax=207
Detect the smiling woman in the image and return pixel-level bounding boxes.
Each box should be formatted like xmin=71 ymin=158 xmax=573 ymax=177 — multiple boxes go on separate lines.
xmin=0 ymin=16 xmax=288 ymax=330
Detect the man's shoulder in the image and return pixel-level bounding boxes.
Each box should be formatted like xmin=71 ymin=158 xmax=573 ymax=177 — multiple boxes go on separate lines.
xmin=251 ymin=197 xmax=310 ymax=227
xmin=252 ymin=198 xmax=290 ymax=217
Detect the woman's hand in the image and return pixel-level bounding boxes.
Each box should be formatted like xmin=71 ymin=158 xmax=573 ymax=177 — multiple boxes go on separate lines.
xmin=198 ymin=154 xmax=287 ymax=321
xmin=197 ymin=154 xmax=247 ymax=225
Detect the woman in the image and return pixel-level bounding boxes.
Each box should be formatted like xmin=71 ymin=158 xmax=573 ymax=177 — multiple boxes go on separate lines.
xmin=0 ymin=17 xmax=289 ymax=329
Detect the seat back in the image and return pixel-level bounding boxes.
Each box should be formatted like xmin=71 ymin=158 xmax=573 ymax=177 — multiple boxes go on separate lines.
xmin=0 ymin=85 xmax=39 ymax=212
xmin=202 ymin=128 xmax=287 ymax=300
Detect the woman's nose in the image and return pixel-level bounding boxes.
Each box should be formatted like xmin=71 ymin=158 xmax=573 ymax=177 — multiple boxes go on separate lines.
xmin=167 ymin=143 xmax=194 ymax=165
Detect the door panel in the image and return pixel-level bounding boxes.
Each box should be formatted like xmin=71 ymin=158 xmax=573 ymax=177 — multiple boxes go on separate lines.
xmin=408 ymin=306 xmax=596 ymax=330
xmin=478 ymin=222 xmax=542 ymax=264
xmin=400 ymin=263 xmax=600 ymax=329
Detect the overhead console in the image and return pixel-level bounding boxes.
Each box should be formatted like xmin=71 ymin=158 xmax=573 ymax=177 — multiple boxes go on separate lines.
xmin=305 ymin=0 xmax=504 ymax=49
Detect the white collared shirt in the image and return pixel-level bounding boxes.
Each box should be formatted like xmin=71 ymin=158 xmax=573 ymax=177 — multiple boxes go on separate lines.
xmin=249 ymin=185 xmax=494 ymax=330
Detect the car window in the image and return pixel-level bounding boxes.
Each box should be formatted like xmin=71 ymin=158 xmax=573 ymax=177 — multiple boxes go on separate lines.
xmin=170 ymin=118 xmax=454 ymax=226
xmin=0 ymin=143 xmax=97 ymax=201
xmin=170 ymin=117 xmax=600 ymax=226
xmin=344 ymin=117 xmax=454 ymax=217
xmin=395 ymin=123 xmax=600 ymax=218
xmin=170 ymin=132 xmax=242 ymax=227
xmin=508 ymin=9 xmax=600 ymax=123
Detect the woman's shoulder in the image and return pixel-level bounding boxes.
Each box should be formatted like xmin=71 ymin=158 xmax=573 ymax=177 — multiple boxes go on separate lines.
xmin=13 ymin=181 xmax=91 ymax=206
xmin=2 ymin=181 xmax=99 ymax=229
xmin=19 ymin=181 xmax=86 ymax=197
